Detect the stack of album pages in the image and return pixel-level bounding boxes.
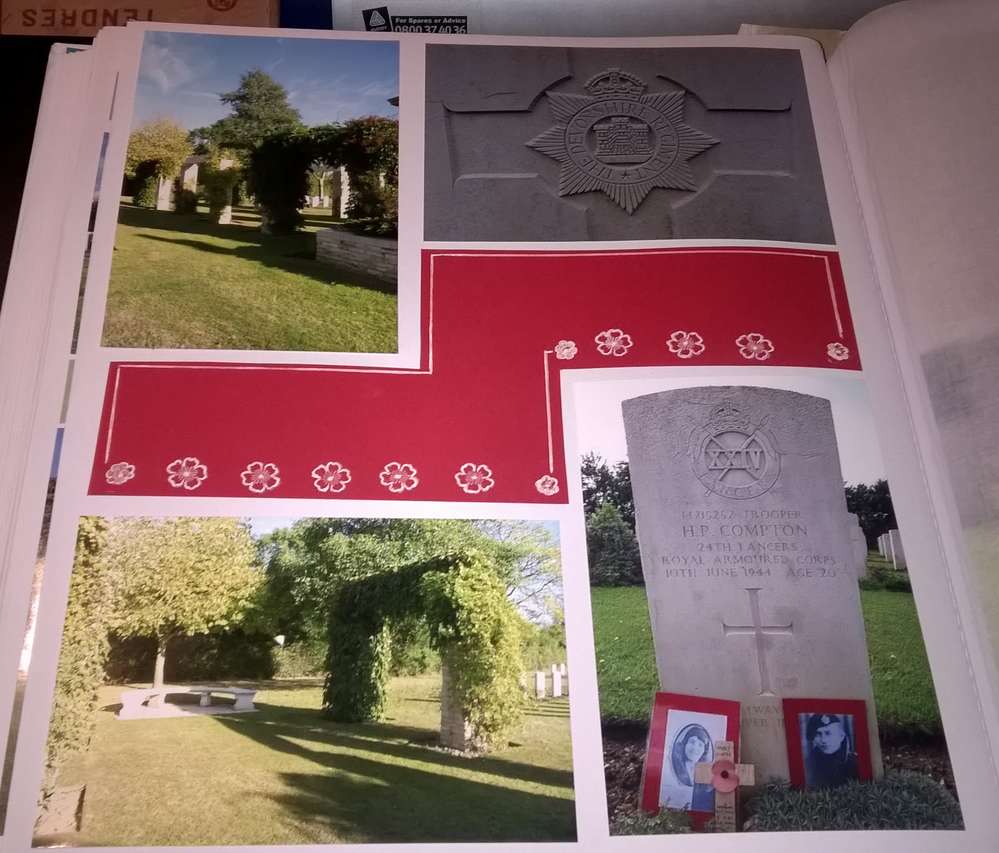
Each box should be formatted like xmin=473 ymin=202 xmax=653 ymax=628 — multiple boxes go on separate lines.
xmin=1 ymin=2 xmax=998 ymax=850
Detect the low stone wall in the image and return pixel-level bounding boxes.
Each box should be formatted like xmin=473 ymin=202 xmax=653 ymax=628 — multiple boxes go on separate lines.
xmin=315 ymin=225 xmax=397 ymax=283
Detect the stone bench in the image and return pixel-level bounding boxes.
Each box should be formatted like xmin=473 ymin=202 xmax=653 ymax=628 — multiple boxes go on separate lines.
xmin=118 ymin=685 xmax=257 ymax=718
xmin=188 ymin=686 xmax=257 ymax=711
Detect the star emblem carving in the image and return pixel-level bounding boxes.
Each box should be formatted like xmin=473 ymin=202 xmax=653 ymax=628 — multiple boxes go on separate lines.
xmin=526 ymin=68 xmax=719 ymax=214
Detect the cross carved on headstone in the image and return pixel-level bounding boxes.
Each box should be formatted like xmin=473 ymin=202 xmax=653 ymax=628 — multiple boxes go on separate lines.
xmin=721 ymin=587 xmax=793 ymax=696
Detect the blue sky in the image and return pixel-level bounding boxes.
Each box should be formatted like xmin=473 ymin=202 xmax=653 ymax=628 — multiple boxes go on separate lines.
xmin=133 ymin=32 xmax=399 ymax=131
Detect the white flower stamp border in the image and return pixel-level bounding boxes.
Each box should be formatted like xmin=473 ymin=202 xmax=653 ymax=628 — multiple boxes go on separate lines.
xmin=100 ymin=251 xmax=853 ymax=501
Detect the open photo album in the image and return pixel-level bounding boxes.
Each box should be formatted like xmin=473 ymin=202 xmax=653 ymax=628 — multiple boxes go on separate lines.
xmin=1 ymin=2 xmax=998 ymax=850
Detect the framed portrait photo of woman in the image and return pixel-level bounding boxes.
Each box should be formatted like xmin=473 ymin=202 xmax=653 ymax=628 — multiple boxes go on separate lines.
xmin=640 ymin=692 xmax=741 ymax=818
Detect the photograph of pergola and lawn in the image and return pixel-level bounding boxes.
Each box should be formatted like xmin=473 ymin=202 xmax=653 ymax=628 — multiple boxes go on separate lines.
xmin=102 ymin=33 xmax=399 ymax=353
xmin=35 ymin=517 xmax=574 ymax=845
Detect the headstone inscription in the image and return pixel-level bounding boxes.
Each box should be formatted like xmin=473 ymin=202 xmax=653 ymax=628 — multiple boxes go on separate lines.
xmin=622 ymin=386 xmax=882 ymax=782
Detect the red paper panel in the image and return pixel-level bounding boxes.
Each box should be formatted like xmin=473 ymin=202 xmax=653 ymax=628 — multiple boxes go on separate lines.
xmin=90 ymin=248 xmax=859 ymax=502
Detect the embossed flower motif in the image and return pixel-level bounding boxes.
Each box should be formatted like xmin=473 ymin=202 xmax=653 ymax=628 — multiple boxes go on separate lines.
xmin=595 ymin=328 xmax=633 ymax=357
xmin=735 ymin=332 xmax=774 ymax=361
xmin=166 ymin=456 xmax=208 ymax=491
xmin=667 ymin=330 xmax=705 ymax=359
xmin=711 ymin=760 xmax=740 ymax=794
xmin=241 ymin=461 xmax=280 ymax=493
xmin=380 ymin=462 xmax=419 ymax=493
xmin=554 ymin=340 xmax=578 ymax=360
xmin=826 ymin=341 xmax=850 ymax=362
xmin=455 ymin=463 xmax=495 ymax=495
xmin=105 ymin=462 xmax=135 ymax=486
xmin=535 ymin=474 xmax=560 ymax=496
xmin=311 ymin=461 xmax=351 ymax=494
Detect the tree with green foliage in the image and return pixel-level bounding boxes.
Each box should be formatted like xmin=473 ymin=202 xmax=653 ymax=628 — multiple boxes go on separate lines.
xmin=43 ymin=518 xmax=111 ymax=794
xmin=210 ymin=69 xmax=303 ymax=151
xmin=259 ymin=518 xmax=559 ymax=646
xmin=586 ymin=502 xmax=644 ymax=586
xmin=845 ymin=479 xmax=897 ymax=548
xmin=124 ymin=119 xmax=192 ymax=181
xmin=581 ymin=453 xmax=636 ymax=531
xmin=107 ymin=518 xmax=261 ymax=687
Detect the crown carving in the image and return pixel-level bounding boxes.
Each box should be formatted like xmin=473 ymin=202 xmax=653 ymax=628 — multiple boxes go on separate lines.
xmin=583 ymin=68 xmax=647 ymax=98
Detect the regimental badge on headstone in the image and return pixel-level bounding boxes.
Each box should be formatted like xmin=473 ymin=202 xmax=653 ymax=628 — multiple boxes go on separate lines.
xmin=688 ymin=404 xmax=781 ymax=500
xmin=525 ymin=68 xmax=719 ymax=214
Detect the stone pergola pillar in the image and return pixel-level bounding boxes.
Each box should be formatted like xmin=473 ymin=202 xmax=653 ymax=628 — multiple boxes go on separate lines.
xmin=155 ymin=176 xmax=173 ymax=211
xmin=439 ymin=657 xmax=480 ymax=752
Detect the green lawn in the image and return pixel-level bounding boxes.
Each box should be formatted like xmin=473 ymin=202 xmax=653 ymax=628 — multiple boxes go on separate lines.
xmin=591 ymin=585 xmax=942 ymax=732
xmin=47 ymin=675 xmax=574 ymax=845
xmin=101 ymin=202 xmax=397 ymax=352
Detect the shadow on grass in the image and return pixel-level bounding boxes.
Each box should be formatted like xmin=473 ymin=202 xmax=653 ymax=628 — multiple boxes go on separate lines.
xmin=214 ymin=706 xmax=576 ymax=843
xmin=118 ymin=205 xmax=396 ymax=296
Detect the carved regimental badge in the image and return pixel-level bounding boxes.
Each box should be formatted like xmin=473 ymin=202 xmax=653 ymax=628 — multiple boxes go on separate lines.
xmin=526 ymin=68 xmax=718 ymax=214
xmin=689 ymin=404 xmax=781 ymax=499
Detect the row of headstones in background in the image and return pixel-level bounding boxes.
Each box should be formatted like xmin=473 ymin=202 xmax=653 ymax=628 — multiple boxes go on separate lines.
xmin=623 ymin=386 xmax=884 ymax=784
xmin=534 ymin=663 xmax=568 ymax=699
xmin=877 ymin=529 xmax=907 ymax=570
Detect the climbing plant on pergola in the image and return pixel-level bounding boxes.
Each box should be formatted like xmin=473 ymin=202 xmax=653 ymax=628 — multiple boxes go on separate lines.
xmin=323 ymin=549 xmax=524 ymax=749
xmin=247 ymin=117 xmax=398 ymax=234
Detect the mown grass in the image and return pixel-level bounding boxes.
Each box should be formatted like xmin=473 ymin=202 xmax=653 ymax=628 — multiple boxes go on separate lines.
xmin=101 ymin=202 xmax=397 ymax=352
xmin=591 ymin=585 xmax=942 ymax=733
xmin=45 ymin=675 xmax=574 ymax=846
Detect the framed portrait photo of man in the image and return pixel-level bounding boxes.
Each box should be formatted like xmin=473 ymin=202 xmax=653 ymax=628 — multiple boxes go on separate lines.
xmin=640 ymin=692 xmax=741 ymax=818
xmin=783 ymin=698 xmax=874 ymax=789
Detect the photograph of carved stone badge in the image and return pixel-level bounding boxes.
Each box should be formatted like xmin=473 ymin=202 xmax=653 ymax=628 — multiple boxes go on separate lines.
xmin=424 ymin=46 xmax=834 ymax=243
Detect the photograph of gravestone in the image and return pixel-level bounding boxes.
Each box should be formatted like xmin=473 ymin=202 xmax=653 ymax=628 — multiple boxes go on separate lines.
xmin=34 ymin=516 xmax=574 ymax=845
xmin=424 ymin=46 xmax=834 ymax=243
xmin=574 ymin=372 xmax=962 ymax=833
xmin=101 ymin=32 xmax=399 ymax=352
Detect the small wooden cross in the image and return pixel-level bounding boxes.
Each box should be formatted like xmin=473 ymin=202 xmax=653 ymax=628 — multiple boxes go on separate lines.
xmin=693 ymin=740 xmax=755 ymax=832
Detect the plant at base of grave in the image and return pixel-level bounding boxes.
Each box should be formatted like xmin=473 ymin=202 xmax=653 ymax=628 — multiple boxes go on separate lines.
xmin=41 ymin=518 xmax=111 ymax=797
xmin=107 ymin=518 xmax=261 ymax=688
xmin=611 ymin=809 xmax=693 ymax=836
xmin=745 ymin=772 xmax=963 ymax=831
xmin=421 ymin=557 xmax=525 ymax=747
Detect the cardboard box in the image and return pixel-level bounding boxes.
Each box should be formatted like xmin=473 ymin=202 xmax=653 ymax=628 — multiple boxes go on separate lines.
xmin=1 ymin=0 xmax=277 ymax=36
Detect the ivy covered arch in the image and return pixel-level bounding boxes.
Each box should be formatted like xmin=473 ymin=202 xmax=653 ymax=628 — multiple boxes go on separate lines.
xmin=248 ymin=117 xmax=398 ymax=234
xmin=323 ymin=549 xmax=524 ymax=752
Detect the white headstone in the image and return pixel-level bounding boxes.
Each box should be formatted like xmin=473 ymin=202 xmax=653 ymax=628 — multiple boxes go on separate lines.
xmin=534 ymin=670 xmax=546 ymax=700
xmin=877 ymin=533 xmax=887 ymax=557
xmin=888 ymin=529 xmax=907 ymax=571
xmin=552 ymin=670 xmax=563 ymax=698
xmin=559 ymin=662 xmax=567 ymax=676
xmin=622 ymin=386 xmax=882 ymax=783
xmin=847 ymin=512 xmax=868 ymax=578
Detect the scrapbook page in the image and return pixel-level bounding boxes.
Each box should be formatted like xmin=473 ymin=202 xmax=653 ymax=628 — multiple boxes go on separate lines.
xmin=0 ymin=15 xmax=997 ymax=853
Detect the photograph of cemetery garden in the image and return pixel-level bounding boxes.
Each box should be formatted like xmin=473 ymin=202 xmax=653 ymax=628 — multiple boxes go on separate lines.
xmin=35 ymin=516 xmax=574 ymax=845
xmin=103 ymin=33 xmax=399 ymax=352
xmin=574 ymin=374 xmax=963 ymax=834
